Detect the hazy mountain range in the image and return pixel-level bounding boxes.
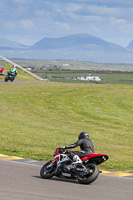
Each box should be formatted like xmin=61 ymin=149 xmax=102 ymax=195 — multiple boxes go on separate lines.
xmin=0 ymin=39 xmax=29 ymax=50
xmin=0 ymin=34 xmax=133 ymax=63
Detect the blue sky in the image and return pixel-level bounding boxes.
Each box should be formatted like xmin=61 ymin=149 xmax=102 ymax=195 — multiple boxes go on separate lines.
xmin=1 ymin=0 xmax=133 ymax=47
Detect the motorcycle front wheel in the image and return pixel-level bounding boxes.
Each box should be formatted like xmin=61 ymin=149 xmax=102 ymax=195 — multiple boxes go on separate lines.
xmin=40 ymin=161 xmax=56 ymax=179
xmin=5 ymin=76 xmax=8 ymax=82
xmin=77 ymin=163 xmax=99 ymax=184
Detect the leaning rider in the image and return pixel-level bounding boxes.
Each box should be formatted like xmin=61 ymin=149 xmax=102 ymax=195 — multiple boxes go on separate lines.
xmin=60 ymin=132 xmax=95 ymax=165
xmin=8 ymin=65 xmax=17 ymax=78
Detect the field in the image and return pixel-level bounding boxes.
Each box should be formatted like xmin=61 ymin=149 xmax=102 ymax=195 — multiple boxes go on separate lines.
xmin=12 ymin=59 xmax=133 ymax=71
xmin=0 ymin=79 xmax=133 ymax=172
xmin=0 ymin=61 xmax=133 ymax=172
xmin=34 ymin=70 xmax=133 ymax=84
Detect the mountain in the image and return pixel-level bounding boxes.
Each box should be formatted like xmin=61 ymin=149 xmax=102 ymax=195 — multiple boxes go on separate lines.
xmin=31 ymin=34 xmax=125 ymax=52
xmin=0 ymin=39 xmax=29 ymax=50
xmin=1 ymin=34 xmax=133 ymax=63
xmin=127 ymin=40 xmax=133 ymax=50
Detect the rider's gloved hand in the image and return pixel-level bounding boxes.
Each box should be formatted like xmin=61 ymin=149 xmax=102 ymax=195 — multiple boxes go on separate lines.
xmin=61 ymin=147 xmax=69 ymax=154
xmin=58 ymin=147 xmax=66 ymax=153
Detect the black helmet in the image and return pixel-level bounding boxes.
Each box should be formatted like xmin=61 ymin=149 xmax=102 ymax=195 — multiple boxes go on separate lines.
xmin=78 ymin=132 xmax=89 ymax=139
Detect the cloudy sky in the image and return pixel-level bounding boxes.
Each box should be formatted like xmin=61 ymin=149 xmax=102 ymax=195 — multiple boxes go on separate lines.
xmin=1 ymin=0 xmax=133 ymax=47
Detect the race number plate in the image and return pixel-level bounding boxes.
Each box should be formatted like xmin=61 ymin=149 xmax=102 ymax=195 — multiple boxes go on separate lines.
xmin=62 ymin=172 xmax=71 ymax=177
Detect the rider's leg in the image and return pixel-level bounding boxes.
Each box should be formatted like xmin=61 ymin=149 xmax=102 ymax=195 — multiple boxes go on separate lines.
xmin=73 ymin=155 xmax=82 ymax=164
xmin=68 ymin=151 xmax=90 ymax=164
xmin=14 ymin=72 xmax=17 ymax=78
xmin=66 ymin=151 xmax=82 ymax=164
xmin=8 ymin=71 xmax=11 ymax=75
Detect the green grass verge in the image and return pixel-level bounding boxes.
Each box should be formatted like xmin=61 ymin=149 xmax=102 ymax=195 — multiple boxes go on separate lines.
xmin=0 ymin=62 xmax=40 ymax=82
xmin=0 ymin=81 xmax=133 ymax=172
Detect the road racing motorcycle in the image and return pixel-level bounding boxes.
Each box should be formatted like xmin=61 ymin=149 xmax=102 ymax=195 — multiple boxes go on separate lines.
xmin=5 ymin=72 xmax=15 ymax=82
xmin=40 ymin=148 xmax=109 ymax=184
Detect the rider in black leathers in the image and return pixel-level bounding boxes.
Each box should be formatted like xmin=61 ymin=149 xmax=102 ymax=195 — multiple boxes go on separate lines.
xmin=61 ymin=132 xmax=95 ymax=164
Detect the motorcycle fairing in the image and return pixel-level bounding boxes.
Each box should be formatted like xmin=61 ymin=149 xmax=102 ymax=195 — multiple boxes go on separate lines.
xmin=81 ymin=153 xmax=109 ymax=165
xmin=53 ymin=148 xmax=109 ymax=165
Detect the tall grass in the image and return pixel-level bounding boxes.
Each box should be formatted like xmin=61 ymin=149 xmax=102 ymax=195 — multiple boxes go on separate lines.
xmin=0 ymin=82 xmax=133 ymax=171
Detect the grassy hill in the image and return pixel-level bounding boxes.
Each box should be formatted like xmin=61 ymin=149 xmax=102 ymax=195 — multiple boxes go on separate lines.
xmin=0 ymin=62 xmax=39 ymax=82
xmin=0 ymin=81 xmax=133 ymax=172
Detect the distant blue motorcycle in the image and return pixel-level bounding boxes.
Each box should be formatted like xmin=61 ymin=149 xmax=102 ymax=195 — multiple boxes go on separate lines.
xmin=5 ymin=71 xmax=16 ymax=82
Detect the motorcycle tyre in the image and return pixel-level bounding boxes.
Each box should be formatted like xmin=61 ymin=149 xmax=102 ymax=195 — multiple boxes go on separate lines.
xmin=77 ymin=163 xmax=99 ymax=184
xmin=11 ymin=77 xmax=14 ymax=82
xmin=5 ymin=76 xmax=8 ymax=82
xmin=40 ymin=161 xmax=56 ymax=179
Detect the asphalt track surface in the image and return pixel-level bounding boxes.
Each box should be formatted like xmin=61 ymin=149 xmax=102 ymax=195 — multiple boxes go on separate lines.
xmin=0 ymin=159 xmax=133 ymax=200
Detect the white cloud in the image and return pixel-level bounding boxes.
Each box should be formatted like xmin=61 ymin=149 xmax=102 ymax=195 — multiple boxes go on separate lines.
xmin=110 ymin=18 xmax=127 ymax=24
xmin=5 ymin=21 xmax=17 ymax=28
xmin=35 ymin=10 xmax=45 ymax=17
xmin=75 ymin=5 xmax=121 ymax=17
xmin=76 ymin=15 xmax=103 ymax=23
xmin=5 ymin=19 xmax=36 ymax=30
xmin=19 ymin=19 xmax=36 ymax=29
xmin=55 ymin=22 xmax=70 ymax=30
xmin=12 ymin=0 xmax=31 ymax=3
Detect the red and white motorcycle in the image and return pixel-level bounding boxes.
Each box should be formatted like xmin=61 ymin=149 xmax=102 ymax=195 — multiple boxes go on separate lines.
xmin=40 ymin=148 xmax=109 ymax=184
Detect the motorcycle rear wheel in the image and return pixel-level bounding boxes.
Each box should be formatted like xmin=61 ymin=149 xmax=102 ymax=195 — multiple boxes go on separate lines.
xmin=40 ymin=161 xmax=56 ymax=179
xmin=77 ymin=163 xmax=99 ymax=184
xmin=11 ymin=77 xmax=14 ymax=82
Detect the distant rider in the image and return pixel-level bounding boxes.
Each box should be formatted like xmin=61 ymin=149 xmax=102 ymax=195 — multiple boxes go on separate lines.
xmin=60 ymin=132 xmax=95 ymax=165
xmin=8 ymin=65 xmax=17 ymax=78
